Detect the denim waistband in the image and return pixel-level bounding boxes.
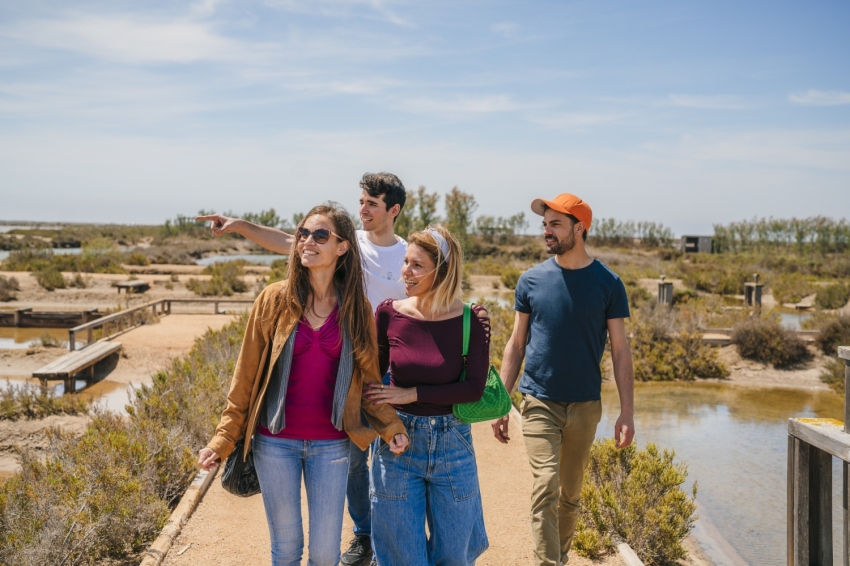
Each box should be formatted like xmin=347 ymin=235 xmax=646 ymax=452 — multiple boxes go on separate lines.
xmin=395 ymin=410 xmax=464 ymax=429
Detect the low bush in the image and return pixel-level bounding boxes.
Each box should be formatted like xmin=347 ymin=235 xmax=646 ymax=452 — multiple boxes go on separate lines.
xmin=680 ymin=264 xmax=750 ymax=295
xmin=672 ymin=288 xmax=698 ymax=305
xmin=126 ymin=252 xmax=151 ymax=266
xmin=187 ymin=260 xmax=248 ymax=296
xmin=34 ymin=267 xmax=66 ymax=291
xmin=813 ymin=314 xmax=850 ymax=355
xmin=3 ymin=246 xmax=126 ymax=274
xmin=28 ymin=333 xmax=63 ymax=348
xmin=574 ymin=439 xmax=698 ymax=565
xmin=0 ymin=315 xmax=247 ymax=565
xmin=68 ymin=272 xmax=89 ymax=289
xmin=731 ymin=316 xmax=812 ymax=368
xmin=629 ymin=306 xmax=729 ymax=381
xmin=625 ymin=283 xmax=652 ymax=308
xmin=265 ymin=258 xmax=289 ymax=286
xmin=820 ymin=357 xmax=845 ymax=392
xmin=0 ymin=275 xmax=19 ymax=301
xmin=771 ymin=273 xmax=816 ymax=305
xmin=0 ymin=381 xmax=88 ymax=420
xmin=816 ymin=283 xmax=850 ymax=310
xmin=500 ymin=267 xmax=522 ymax=290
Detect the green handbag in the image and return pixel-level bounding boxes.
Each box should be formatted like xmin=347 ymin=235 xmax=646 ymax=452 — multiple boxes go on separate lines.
xmin=453 ymin=303 xmax=513 ymax=424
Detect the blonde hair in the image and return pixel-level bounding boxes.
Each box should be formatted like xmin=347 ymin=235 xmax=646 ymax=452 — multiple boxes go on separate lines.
xmin=407 ymin=225 xmax=463 ymax=315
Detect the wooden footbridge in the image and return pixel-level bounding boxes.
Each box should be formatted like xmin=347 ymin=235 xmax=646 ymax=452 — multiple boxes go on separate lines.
xmin=788 ymin=346 xmax=850 ymax=565
xmin=32 ymin=298 xmax=254 ymax=393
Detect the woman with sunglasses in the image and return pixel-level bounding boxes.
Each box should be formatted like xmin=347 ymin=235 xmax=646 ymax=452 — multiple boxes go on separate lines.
xmin=198 ymin=202 xmax=409 ymax=566
xmin=365 ymin=225 xmax=490 ymax=566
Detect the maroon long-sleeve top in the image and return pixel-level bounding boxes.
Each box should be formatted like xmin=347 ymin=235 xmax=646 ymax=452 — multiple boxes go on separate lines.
xmin=376 ymin=299 xmax=491 ymax=416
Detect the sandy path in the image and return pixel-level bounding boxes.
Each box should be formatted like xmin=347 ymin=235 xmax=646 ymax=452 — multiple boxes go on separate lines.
xmin=162 ymin=413 xmax=625 ymax=566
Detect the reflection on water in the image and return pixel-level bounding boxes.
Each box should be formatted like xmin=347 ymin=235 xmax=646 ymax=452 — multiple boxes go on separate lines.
xmin=0 ymin=327 xmax=71 ymax=349
xmin=599 ymin=381 xmax=844 ymax=566
xmin=779 ymin=312 xmax=811 ymax=331
xmin=196 ymin=253 xmax=287 ymax=266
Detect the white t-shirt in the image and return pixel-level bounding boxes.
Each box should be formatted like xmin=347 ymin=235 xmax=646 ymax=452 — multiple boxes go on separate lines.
xmin=356 ymin=230 xmax=408 ymax=312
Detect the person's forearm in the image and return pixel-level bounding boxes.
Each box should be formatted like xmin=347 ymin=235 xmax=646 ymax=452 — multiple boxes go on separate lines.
xmin=611 ymin=345 xmax=635 ymax=416
xmin=500 ymin=337 xmax=525 ymax=393
xmin=234 ymin=221 xmax=293 ymax=254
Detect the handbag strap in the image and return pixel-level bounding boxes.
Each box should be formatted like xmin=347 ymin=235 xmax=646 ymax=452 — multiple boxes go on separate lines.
xmin=461 ymin=302 xmax=472 ymax=374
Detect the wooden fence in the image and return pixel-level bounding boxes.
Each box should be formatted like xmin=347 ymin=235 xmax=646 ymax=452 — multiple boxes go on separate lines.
xmin=788 ymin=346 xmax=850 ymax=565
xmin=67 ymin=298 xmax=254 ymax=351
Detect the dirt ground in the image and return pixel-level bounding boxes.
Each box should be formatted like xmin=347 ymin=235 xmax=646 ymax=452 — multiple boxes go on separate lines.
xmin=162 ymin=412 xmax=629 ymax=566
xmin=0 ymin=313 xmax=235 ymax=477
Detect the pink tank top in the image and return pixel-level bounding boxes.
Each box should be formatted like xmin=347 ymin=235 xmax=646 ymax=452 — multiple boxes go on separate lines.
xmin=258 ymin=306 xmax=348 ymax=441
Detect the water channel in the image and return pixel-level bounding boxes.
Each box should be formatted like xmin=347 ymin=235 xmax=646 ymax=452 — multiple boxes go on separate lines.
xmin=599 ymin=381 xmax=844 ymax=565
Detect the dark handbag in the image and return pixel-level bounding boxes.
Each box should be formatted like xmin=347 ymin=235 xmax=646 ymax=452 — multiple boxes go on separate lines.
xmin=220 ymin=437 xmax=261 ymax=497
xmin=452 ymin=303 xmax=512 ymax=424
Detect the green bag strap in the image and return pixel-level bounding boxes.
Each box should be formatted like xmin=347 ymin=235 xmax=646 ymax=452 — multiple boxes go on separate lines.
xmin=461 ymin=302 xmax=472 ymax=375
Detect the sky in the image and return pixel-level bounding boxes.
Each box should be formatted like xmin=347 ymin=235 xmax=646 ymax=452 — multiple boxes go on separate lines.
xmin=0 ymin=0 xmax=848 ymax=235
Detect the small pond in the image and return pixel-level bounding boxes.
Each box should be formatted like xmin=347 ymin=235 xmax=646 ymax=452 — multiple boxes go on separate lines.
xmin=599 ymin=381 xmax=843 ymax=565
xmin=0 ymin=327 xmax=72 ymax=349
xmin=195 ymin=254 xmax=288 ymax=266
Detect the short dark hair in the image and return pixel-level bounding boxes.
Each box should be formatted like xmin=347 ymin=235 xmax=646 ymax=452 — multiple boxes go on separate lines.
xmin=360 ymin=173 xmax=406 ymax=216
xmin=542 ymin=203 xmax=587 ymax=241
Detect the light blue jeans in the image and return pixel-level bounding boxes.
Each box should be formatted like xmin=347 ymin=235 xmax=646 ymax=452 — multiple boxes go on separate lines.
xmin=253 ymin=434 xmax=350 ymax=566
xmin=370 ymin=411 xmax=489 ymax=566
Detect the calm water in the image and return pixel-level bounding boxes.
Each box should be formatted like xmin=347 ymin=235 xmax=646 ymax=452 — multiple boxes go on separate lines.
xmin=599 ymin=381 xmax=844 ymax=566
xmin=0 ymin=327 xmax=72 ymax=349
xmin=195 ymin=253 xmax=287 ymax=266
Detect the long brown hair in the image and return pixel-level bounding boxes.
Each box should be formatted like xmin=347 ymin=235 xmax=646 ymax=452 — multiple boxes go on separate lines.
xmin=407 ymin=225 xmax=463 ymax=315
xmin=280 ymin=202 xmax=374 ymax=362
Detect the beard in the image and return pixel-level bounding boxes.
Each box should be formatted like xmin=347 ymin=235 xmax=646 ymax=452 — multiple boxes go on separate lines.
xmin=545 ymin=231 xmax=576 ymax=255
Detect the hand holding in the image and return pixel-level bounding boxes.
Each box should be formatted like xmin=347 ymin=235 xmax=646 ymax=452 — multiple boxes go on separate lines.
xmin=198 ymin=447 xmax=221 ymax=471
xmin=365 ymin=383 xmax=417 ymax=406
xmin=389 ymin=433 xmax=409 ymax=455
xmin=492 ymin=415 xmax=510 ymax=444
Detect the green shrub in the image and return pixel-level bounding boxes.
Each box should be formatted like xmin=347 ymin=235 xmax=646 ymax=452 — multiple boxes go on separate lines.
xmin=681 ymin=264 xmax=750 ymax=295
xmin=575 ymin=439 xmax=697 ymax=565
xmin=625 ymin=283 xmax=652 ymax=308
xmin=820 ymin=357 xmax=845 ymax=392
xmin=126 ymin=252 xmax=151 ymax=266
xmin=816 ymin=283 xmax=850 ymax=310
xmin=0 ymin=315 xmax=247 ymax=565
xmin=34 ymin=267 xmax=66 ymax=291
xmin=0 ymin=275 xmax=19 ymax=301
xmin=500 ymin=267 xmax=522 ymax=290
xmin=68 ymin=272 xmax=89 ymax=289
xmin=771 ymin=273 xmax=816 ymax=305
xmin=265 ymin=258 xmax=289 ymax=286
xmin=187 ymin=260 xmax=248 ymax=296
xmin=629 ymin=307 xmax=728 ymax=381
xmin=672 ymin=288 xmax=698 ymax=305
xmin=28 ymin=333 xmax=63 ymax=348
xmin=813 ymin=314 xmax=850 ymax=355
xmin=0 ymin=381 xmax=88 ymax=420
xmin=731 ymin=316 xmax=812 ymax=368
xmin=3 ymin=245 xmax=126 ymax=274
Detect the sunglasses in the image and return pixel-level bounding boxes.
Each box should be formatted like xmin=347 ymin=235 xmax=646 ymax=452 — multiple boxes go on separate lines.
xmin=297 ymin=227 xmax=342 ymax=245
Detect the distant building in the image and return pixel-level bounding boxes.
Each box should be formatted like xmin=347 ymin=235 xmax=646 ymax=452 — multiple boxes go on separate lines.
xmin=680 ymin=235 xmax=714 ymax=253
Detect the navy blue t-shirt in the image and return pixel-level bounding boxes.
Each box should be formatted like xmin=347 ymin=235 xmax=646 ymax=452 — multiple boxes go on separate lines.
xmin=515 ymin=257 xmax=630 ymax=403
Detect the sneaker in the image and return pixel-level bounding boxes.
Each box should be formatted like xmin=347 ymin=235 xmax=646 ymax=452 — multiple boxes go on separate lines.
xmin=341 ymin=534 xmax=373 ymax=566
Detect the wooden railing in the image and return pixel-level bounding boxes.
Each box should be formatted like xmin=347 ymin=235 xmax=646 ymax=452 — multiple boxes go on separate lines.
xmin=67 ymin=298 xmax=254 ymax=351
xmin=788 ymin=346 xmax=850 ymax=565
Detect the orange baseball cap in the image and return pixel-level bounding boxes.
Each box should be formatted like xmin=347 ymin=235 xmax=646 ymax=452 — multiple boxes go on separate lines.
xmin=530 ymin=193 xmax=592 ymax=230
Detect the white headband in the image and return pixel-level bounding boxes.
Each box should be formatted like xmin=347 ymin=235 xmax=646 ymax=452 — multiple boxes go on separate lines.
xmin=426 ymin=227 xmax=450 ymax=260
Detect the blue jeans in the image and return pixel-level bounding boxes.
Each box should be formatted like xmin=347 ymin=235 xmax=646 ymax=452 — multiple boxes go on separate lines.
xmin=370 ymin=411 xmax=489 ymax=566
xmin=346 ymin=372 xmax=391 ymax=538
xmin=253 ymin=435 xmax=350 ymax=566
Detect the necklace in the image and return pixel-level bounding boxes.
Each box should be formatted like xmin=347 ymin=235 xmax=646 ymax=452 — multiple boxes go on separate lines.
xmin=306 ymin=301 xmax=335 ymax=330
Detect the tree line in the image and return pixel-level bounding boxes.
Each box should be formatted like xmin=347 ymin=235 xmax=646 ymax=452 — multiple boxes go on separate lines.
xmin=713 ymin=216 xmax=850 ymax=254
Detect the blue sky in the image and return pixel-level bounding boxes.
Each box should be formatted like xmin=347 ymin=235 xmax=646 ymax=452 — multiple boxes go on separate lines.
xmin=1 ymin=0 xmax=848 ymax=234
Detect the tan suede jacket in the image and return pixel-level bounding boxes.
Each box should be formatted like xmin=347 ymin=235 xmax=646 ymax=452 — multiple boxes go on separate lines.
xmin=206 ymin=281 xmax=408 ymax=462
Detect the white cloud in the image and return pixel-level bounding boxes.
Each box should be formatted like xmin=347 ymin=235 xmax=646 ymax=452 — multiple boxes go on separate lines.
xmin=789 ymin=90 xmax=850 ymax=107
xmin=490 ymin=21 xmax=517 ymax=38
xmin=666 ymin=94 xmax=747 ymax=110
xmin=2 ymin=15 xmax=266 ymax=64
xmin=402 ymin=95 xmax=525 ymax=114
xmin=530 ymin=112 xmax=622 ymax=129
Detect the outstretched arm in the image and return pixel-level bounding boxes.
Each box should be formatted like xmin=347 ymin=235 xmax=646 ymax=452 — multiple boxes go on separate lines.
xmin=607 ymin=317 xmax=635 ymax=449
xmin=195 ymin=214 xmax=294 ymax=254
xmin=491 ymin=311 xmax=529 ymax=444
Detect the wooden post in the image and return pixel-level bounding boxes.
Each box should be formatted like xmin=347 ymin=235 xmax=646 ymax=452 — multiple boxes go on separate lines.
xmin=657 ymin=275 xmax=673 ymax=306
xmin=791 ymin=438 xmax=834 ymax=565
xmin=64 ymin=377 xmax=74 ymax=394
xmin=68 ymin=331 xmax=76 ymax=352
xmin=214 ymin=301 xmax=220 ymax=315
xmin=13 ymin=307 xmax=32 ymax=327
xmin=789 ymin=435 xmax=796 ymax=566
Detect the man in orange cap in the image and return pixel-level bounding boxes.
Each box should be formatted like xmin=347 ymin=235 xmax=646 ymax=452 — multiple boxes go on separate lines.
xmin=492 ymin=193 xmax=635 ymax=566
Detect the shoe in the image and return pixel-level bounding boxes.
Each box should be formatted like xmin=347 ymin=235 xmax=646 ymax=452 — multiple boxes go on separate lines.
xmin=341 ymin=534 xmax=373 ymax=566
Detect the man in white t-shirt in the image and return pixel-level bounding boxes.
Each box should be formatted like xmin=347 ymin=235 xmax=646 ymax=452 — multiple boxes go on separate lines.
xmin=197 ymin=172 xmax=407 ymax=566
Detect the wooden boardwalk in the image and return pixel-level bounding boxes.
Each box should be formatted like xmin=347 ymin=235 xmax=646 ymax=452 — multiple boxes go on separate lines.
xmin=32 ymin=340 xmax=122 ymax=393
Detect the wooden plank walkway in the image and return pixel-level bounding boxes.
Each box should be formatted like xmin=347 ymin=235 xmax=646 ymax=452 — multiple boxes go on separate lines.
xmin=33 ymin=340 xmax=122 ymax=393
xmin=115 ymin=280 xmax=150 ymax=294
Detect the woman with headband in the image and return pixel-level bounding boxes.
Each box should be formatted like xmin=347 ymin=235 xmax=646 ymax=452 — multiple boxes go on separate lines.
xmin=364 ymin=225 xmax=490 ymax=565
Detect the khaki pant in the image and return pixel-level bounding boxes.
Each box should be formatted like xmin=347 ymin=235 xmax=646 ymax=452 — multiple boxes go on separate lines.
xmin=521 ymin=395 xmax=601 ymax=566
